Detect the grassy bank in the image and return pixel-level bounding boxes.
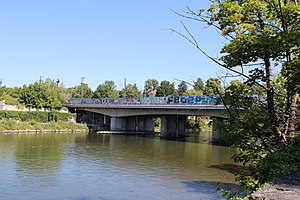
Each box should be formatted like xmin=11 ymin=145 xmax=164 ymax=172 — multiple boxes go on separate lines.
xmin=0 ymin=110 xmax=88 ymax=133
xmin=0 ymin=110 xmax=75 ymax=122
xmin=0 ymin=119 xmax=88 ymax=133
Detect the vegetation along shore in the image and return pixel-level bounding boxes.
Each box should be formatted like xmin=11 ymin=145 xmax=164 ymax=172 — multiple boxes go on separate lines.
xmin=0 ymin=110 xmax=88 ymax=133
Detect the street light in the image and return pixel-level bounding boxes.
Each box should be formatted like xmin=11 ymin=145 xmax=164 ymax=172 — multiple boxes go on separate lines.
xmin=81 ymin=77 xmax=85 ymax=98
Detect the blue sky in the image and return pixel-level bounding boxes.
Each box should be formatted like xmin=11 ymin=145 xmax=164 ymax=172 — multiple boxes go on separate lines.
xmin=0 ymin=0 xmax=227 ymax=91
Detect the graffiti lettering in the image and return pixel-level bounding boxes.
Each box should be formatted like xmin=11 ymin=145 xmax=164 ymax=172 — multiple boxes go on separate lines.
xmin=69 ymin=96 xmax=219 ymax=105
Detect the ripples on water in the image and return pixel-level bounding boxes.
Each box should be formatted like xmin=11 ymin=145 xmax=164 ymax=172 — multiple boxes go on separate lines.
xmin=0 ymin=132 xmax=237 ymax=200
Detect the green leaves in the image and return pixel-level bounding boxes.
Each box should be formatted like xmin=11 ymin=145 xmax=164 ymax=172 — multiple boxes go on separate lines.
xmin=156 ymin=80 xmax=175 ymax=96
xmin=93 ymin=80 xmax=119 ymax=98
xmin=19 ymin=79 xmax=69 ymax=110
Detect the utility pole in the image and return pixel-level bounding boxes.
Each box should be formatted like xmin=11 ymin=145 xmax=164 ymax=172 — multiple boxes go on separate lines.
xmin=81 ymin=77 xmax=85 ymax=98
xmin=124 ymin=78 xmax=127 ymax=97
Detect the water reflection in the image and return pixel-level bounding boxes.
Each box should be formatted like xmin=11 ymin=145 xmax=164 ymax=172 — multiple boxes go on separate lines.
xmin=74 ymin=133 xmax=235 ymax=183
xmin=0 ymin=132 xmax=237 ymax=200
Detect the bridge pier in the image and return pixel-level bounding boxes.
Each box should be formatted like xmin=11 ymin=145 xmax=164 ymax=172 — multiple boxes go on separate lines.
xmin=160 ymin=115 xmax=186 ymax=137
xmin=111 ymin=116 xmax=154 ymax=133
xmin=212 ymin=117 xmax=223 ymax=143
xmin=110 ymin=117 xmax=127 ymax=131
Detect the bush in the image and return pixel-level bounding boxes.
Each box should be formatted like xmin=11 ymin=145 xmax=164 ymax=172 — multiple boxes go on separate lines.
xmin=254 ymin=135 xmax=300 ymax=183
xmin=0 ymin=110 xmax=75 ymax=122
xmin=0 ymin=94 xmax=19 ymax=105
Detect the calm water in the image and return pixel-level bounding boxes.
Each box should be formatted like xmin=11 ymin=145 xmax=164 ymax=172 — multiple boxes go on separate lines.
xmin=0 ymin=132 xmax=237 ymax=200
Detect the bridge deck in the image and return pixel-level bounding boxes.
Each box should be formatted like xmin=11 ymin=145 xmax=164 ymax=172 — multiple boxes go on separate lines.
xmin=66 ymin=103 xmax=226 ymax=110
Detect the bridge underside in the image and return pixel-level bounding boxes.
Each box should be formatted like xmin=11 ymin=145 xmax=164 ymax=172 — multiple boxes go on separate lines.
xmin=81 ymin=107 xmax=227 ymax=118
xmin=74 ymin=108 xmax=224 ymax=139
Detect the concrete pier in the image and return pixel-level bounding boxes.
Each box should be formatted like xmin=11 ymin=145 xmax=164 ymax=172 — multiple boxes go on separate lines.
xmin=160 ymin=115 xmax=186 ymax=137
xmin=110 ymin=116 xmax=154 ymax=132
xmin=212 ymin=117 xmax=222 ymax=143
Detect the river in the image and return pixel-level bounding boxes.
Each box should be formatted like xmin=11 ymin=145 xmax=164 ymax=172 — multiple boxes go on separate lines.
xmin=0 ymin=132 xmax=237 ymax=200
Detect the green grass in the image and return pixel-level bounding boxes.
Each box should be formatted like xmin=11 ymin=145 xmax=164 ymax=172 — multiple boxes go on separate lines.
xmin=0 ymin=119 xmax=88 ymax=131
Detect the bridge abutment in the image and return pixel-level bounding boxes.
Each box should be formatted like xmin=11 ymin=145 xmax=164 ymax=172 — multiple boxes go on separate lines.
xmin=160 ymin=115 xmax=186 ymax=137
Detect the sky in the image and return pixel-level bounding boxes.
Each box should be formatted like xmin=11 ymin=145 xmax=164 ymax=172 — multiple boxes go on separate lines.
xmin=0 ymin=0 xmax=227 ymax=91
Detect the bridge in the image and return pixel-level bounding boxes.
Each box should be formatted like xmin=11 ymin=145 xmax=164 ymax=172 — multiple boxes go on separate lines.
xmin=65 ymin=96 xmax=227 ymax=141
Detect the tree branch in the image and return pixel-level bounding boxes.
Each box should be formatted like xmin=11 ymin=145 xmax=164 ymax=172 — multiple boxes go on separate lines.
xmin=167 ymin=21 xmax=267 ymax=91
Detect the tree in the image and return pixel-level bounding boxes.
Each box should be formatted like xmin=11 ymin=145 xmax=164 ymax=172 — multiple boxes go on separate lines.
xmin=93 ymin=80 xmax=119 ymax=98
xmin=173 ymin=0 xmax=300 ymax=197
xmin=185 ymin=89 xmax=203 ymax=96
xmin=205 ymin=78 xmax=223 ymax=96
xmin=0 ymin=86 xmax=21 ymax=105
xmin=156 ymin=80 xmax=175 ymax=96
xmin=119 ymin=83 xmax=142 ymax=97
xmin=144 ymin=79 xmax=159 ymax=96
xmin=69 ymin=84 xmax=93 ymax=98
xmin=19 ymin=78 xmax=68 ymax=109
xmin=177 ymin=81 xmax=188 ymax=95
xmin=193 ymin=77 xmax=204 ymax=92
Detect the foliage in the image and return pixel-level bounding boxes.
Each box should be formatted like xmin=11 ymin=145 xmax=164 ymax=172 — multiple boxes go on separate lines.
xmin=0 ymin=93 xmax=19 ymax=105
xmin=0 ymin=86 xmax=21 ymax=98
xmin=205 ymin=78 xmax=224 ymax=96
xmin=119 ymin=83 xmax=142 ymax=97
xmin=184 ymin=89 xmax=203 ymax=96
xmin=19 ymin=78 xmax=69 ymax=109
xmin=93 ymin=80 xmax=119 ymax=98
xmin=69 ymin=83 xmax=93 ymax=98
xmin=156 ymin=80 xmax=175 ymax=96
xmin=177 ymin=81 xmax=188 ymax=95
xmin=254 ymin=135 xmax=300 ymax=183
xmin=0 ymin=119 xmax=87 ymax=131
xmin=186 ymin=116 xmax=211 ymax=130
xmin=193 ymin=77 xmax=205 ymax=92
xmin=183 ymin=1 xmax=300 ymax=198
xmin=0 ymin=110 xmax=75 ymax=123
xmin=144 ymin=79 xmax=159 ymax=96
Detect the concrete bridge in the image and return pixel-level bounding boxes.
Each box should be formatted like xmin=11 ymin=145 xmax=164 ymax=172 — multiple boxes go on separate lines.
xmin=65 ymin=96 xmax=227 ymax=141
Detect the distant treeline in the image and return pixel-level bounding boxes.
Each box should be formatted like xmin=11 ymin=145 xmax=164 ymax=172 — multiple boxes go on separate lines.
xmin=0 ymin=77 xmax=223 ymax=110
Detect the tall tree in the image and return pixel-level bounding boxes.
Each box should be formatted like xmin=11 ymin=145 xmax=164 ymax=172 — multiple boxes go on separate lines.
xmin=156 ymin=80 xmax=175 ymax=96
xmin=19 ymin=78 xmax=68 ymax=109
xmin=174 ymin=0 xmax=300 ymax=197
xmin=69 ymin=84 xmax=93 ymax=98
xmin=193 ymin=77 xmax=204 ymax=92
xmin=205 ymin=78 xmax=223 ymax=96
xmin=119 ymin=83 xmax=142 ymax=97
xmin=144 ymin=79 xmax=159 ymax=96
xmin=93 ymin=80 xmax=119 ymax=98
xmin=177 ymin=81 xmax=188 ymax=95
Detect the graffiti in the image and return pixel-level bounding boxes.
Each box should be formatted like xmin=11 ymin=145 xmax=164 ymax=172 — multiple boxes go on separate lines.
xmin=69 ymin=96 xmax=219 ymax=105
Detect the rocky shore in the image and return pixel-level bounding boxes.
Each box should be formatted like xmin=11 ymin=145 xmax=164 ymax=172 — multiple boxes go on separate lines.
xmin=252 ymin=171 xmax=300 ymax=200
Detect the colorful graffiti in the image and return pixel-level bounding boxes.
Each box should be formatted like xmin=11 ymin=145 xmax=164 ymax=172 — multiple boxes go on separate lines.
xmin=69 ymin=96 xmax=219 ymax=105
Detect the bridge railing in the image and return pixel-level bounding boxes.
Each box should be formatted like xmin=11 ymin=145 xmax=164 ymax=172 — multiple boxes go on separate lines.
xmin=68 ymin=96 xmax=219 ymax=106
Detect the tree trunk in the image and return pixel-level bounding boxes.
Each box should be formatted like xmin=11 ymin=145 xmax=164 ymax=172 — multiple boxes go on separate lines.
xmin=283 ymin=54 xmax=298 ymax=137
xmin=280 ymin=0 xmax=298 ymax=139
xmin=264 ymin=55 xmax=283 ymax=142
xmin=258 ymin=14 xmax=283 ymax=142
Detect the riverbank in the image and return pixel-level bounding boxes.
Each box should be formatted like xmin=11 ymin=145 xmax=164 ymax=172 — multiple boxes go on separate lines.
xmin=252 ymin=171 xmax=300 ymax=200
xmin=0 ymin=129 xmax=88 ymax=134
xmin=0 ymin=120 xmax=88 ymax=134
